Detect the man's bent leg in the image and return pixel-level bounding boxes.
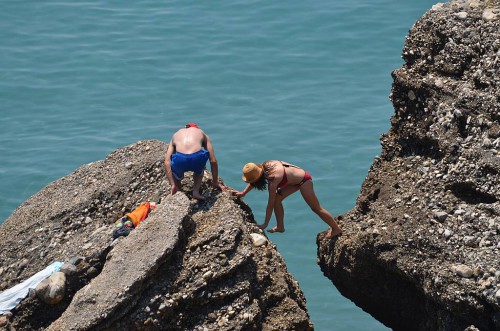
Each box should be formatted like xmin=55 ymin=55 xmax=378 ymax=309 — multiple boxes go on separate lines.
xmin=171 ymin=176 xmax=182 ymax=195
xmin=192 ymin=172 xmax=204 ymax=200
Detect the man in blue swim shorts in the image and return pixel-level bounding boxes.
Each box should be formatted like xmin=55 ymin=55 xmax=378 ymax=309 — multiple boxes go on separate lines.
xmin=164 ymin=123 xmax=224 ymax=199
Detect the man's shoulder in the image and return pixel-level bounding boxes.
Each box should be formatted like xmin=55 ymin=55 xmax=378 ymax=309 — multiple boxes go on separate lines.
xmin=172 ymin=128 xmax=187 ymax=137
xmin=192 ymin=128 xmax=208 ymax=140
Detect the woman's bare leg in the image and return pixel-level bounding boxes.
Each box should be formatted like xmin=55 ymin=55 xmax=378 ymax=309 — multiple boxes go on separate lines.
xmin=269 ymin=186 xmax=299 ymax=233
xmin=299 ymin=181 xmax=342 ymax=238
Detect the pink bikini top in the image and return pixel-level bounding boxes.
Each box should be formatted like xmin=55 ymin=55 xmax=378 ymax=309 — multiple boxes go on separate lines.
xmin=277 ymin=162 xmax=298 ymax=189
xmin=277 ymin=169 xmax=288 ymax=189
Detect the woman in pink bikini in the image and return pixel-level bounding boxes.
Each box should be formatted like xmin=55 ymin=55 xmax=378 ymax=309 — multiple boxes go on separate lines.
xmin=231 ymin=161 xmax=342 ymax=239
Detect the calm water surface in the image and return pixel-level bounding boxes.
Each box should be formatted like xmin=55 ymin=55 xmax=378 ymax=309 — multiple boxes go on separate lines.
xmin=0 ymin=1 xmax=437 ymax=329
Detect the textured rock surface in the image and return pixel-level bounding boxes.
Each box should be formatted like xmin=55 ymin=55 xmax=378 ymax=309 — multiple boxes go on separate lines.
xmin=318 ymin=1 xmax=500 ymax=330
xmin=318 ymin=1 xmax=499 ymax=331
xmin=0 ymin=140 xmax=312 ymax=330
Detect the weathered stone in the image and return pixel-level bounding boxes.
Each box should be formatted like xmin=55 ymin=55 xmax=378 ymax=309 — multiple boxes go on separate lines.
xmin=443 ymin=229 xmax=452 ymax=238
xmin=0 ymin=316 xmax=8 ymax=327
xmin=202 ymin=271 xmax=213 ymax=280
xmin=68 ymin=256 xmax=83 ymax=266
xmin=452 ymin=265 xmax=474 ymax=278
xmin=36 ymin=271 xmax=66 ymax=305
xmin=434 ymin=211 xmax=448 ymax=222
xmin=60 ymin=263 xmax=77 ymax=276
xmin=408 ymin=90 xmax=416 ymax=101
xmin=482 ymin=8 xmax=498 ymax=21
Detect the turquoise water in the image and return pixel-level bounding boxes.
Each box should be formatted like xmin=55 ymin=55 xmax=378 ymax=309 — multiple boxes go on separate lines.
xmin=0 ymin=1 xmax=436 ymax=329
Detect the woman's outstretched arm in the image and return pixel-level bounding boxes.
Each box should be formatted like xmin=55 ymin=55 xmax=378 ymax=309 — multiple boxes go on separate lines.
xmin=259 ymin=182 xmax=278 ymax=229
xmin=231 ymin=183 xmax=254 ymax=197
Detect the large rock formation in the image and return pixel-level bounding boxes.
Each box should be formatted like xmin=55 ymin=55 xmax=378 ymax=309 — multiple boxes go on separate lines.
xmin=318 ymin=1 xmax=499 ymax=330
xmin=0 ymin=140 xmax=312 ymax=330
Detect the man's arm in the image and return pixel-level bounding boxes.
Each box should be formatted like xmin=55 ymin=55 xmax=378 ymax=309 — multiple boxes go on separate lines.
xmin=164 ymin=140 xmax=179 ymax=194
xmin=204 ymin=134 xmax=224 ymax=190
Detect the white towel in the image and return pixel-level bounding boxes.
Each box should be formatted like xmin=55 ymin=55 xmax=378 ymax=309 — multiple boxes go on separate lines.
xmin=0 ymin=261 xmax=63 ymax=314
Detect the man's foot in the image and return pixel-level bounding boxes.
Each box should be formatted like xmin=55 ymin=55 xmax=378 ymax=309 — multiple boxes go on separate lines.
xmin=325 ymin=228 xmax=342 ymax=239
xmin=192 ymin=192 xmax=205 ymax=200
xmin=267 ymin=227 xmax=285 ymax=234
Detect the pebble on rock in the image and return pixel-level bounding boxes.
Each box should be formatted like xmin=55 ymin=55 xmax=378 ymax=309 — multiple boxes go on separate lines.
xmin=452 ymin=265 xmax=474 ymax=278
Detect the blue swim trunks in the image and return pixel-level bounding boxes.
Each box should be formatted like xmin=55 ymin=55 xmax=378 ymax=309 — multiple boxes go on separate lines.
xmin=170 ymin=150 xmax=210 ymax=180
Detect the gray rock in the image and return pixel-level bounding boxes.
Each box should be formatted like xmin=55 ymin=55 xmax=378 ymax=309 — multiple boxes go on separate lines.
xmin=203 ymin=271 xmax=213 ymax=280
xmin=0 ymin=140 xmax=312 ymax=331
xmin=452 ymin=265 xmax=474 ymax=278
xmin=0 ymin=315 xmax=8 ymax=327
xmin=482 ymin=8 xmax=498 ymax=21
xmin=318 ymin=1 xmax=500 ymax=330
xmin=18 ymin=258 xmax=30 ymax=270
xmin=68 ymin=256 xmax=84 ymax=266
xmin=60 ymin=263 xmax=77 ymax=276
xmin=444 ymin=229 xmax=452 ymax=238
xmin=408 ymin=90 xmax=417 ymax=101
xmin=464 ymin=236 xmax=476 ymax=247
xmin=434 ymin=211 xmax=448 ymax=222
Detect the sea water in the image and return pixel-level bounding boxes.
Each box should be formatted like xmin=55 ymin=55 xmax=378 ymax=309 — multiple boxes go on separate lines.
xmin=0 ymin=1 xmax=437 ymax=329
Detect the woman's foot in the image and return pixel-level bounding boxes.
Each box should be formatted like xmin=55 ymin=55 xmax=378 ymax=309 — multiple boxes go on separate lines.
xmin=325 ymin=228 xmax=342 ymax=239
xmin=267 ymin=226 xmax=285 ymax=234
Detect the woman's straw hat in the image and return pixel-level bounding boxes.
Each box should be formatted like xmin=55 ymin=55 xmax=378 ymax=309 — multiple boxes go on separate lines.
xmin=242 ymin=163 xmax=263 ymax=183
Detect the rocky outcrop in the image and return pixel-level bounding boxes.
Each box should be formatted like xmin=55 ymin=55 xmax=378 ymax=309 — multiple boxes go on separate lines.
xmin=0 ymin=140 xmax=312 ymax=330
xmin=318 ymin=1 xmax=499 ymax=330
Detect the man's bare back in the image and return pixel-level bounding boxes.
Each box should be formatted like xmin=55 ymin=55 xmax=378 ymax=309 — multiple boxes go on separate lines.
xmin=165 ymin=123 xmax=224 ymax=199
xmin=172 ymin=128 xmax=206 ymax=154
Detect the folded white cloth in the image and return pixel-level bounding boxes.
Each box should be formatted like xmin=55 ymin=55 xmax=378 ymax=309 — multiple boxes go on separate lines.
xmin=0 ymin=261 xmax=63 ymax=314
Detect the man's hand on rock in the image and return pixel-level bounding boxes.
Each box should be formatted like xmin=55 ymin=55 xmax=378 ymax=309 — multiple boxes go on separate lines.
xmin=170 ymin=184 xmax=179 ymax=195
xmin=212 ymin=181 xmax=225 ymax=191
